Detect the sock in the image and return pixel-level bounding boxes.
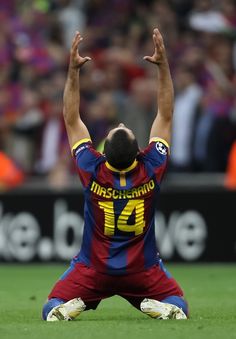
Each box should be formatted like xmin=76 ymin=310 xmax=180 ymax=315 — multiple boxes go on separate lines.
xmin=42 ymin=298 xmax=65 ymax=320
xmin=161 ymin=296 xmax=188 ymax=316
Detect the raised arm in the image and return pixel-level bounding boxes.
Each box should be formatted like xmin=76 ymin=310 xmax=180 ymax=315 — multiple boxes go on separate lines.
xmin=63 ymin=31 xmax=91 ymax=149
xmin=144 ymin=28 xmax=174 ymax=145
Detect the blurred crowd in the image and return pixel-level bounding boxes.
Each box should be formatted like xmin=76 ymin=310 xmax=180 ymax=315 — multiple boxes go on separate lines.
xmin=0 ymin=0 xmax=236 ymax=189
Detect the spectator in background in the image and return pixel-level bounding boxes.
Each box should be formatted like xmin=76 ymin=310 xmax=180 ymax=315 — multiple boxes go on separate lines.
xmin=225 ymin=141 xmax=236 ymax=189
xmin=86 ymin=91 xmax=117 ymax=147
xmin=225 ymin=96 xmax=236 ymax=189
xmin=0 ymin=151 xmax=24 ymax=191
xmin=188 ymin=0 xmax=231 ymax=33
xmin=118 ymin=77 xmax=156 ymax=149
xmin=35 ymin=91 xmax=68 ymax=172
xmin=220 ymin=0 xmax=236 ymax=28
xmin=57 ymin=0 xmax=86 ymax=50
xmin=170 ymin=64 xmax=202 ymax=171
xmin=6 ymin=86 xmax=43 ymax=173
xmin=193 ymin=33 xmax=236 ymax=171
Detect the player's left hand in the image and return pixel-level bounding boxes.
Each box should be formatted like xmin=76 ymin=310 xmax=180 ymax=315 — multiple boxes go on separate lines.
xmin=143 ymin=28 xmax=167 ymax=66
xmin=70 ymin=31 xmax=91 ymax=69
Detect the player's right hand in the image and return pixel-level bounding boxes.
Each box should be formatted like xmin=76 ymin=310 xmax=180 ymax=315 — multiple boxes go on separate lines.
xmin=70 ymin=31 xmax=91 ymax=69
xmin=143 ymin=28 xmax=167 ymax=66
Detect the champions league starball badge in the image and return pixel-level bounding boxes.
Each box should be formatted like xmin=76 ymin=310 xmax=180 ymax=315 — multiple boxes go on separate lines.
xmin=156 ymin=141 xmax=167 ymax=155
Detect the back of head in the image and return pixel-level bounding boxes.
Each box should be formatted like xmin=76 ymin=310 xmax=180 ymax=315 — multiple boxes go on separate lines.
xmin=104 ymin=129 xmax=138 ymax=170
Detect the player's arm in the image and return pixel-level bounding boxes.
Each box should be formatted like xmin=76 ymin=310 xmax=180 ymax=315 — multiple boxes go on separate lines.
xmin=63 ymin=31 xmax=92 ymax=149
xmin=144 ymin=28 xmax=174 ymax=145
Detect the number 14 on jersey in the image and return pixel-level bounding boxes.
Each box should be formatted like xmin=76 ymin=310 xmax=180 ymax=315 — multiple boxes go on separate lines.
xmin=98 ymin=199 xmax=146 ymax=236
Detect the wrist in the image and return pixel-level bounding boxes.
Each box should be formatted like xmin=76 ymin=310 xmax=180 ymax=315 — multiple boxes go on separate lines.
xmin=69 ymin=64 xmax=81 ymax=71
xmin=157 ymin=58 xmax=169 ymax=68
xmin=157 ymin=53 xmax=168 ymax=64
xmin=68 ymin=65 xmax=80 ymax=78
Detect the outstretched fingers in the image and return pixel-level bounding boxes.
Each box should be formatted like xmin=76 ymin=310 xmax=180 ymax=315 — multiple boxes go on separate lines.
xmin=143 ymin=28 xmax=166 ymax=65
xmin=153 ymin=29 xmax=164 ymax=51
xmin=71 ymin=31 xmax=82 ymax=54
xmin=152 ymin=31 xmax=164 ymax=50
xmin=69 ymin=31 xmax=92 ymax=68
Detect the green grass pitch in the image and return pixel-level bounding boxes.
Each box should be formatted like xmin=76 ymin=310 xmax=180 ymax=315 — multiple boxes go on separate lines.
xmin=1 ymin=264 xmax=236 ymax=339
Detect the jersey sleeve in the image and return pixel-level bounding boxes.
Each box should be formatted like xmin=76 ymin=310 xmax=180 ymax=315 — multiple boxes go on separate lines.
xmin=71 ymin=138 xmax=104 ymax=188
xmin=141 ymin=137 xmax=169 ymax=184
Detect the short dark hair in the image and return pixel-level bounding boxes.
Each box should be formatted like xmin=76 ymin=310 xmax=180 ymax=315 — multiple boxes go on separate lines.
xmin=104 ymin=129 xmax=138 ymax=170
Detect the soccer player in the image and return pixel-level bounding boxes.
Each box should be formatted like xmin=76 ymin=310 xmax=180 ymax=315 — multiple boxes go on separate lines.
xmin=42 ymin=28 xmax=188 ymax=321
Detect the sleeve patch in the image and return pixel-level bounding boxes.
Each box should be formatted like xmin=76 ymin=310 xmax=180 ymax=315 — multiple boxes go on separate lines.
xmin=156 ymin=141 xmax=168 ymax=155
xmin=73 ymin=144 xmax=90 ymax=157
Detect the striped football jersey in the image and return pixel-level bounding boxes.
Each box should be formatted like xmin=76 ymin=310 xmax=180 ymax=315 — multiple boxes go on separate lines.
xmin=71 ymin=137 xmax=169 ymax=275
